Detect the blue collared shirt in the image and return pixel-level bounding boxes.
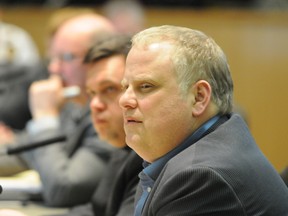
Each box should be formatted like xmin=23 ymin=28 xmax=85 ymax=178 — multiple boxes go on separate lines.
xmin=134 ymin=115 xmax=220 ymax=216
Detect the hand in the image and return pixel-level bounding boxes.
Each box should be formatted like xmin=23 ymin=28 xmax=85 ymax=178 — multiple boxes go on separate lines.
xmin=0 ymin=209 xmax=27 ymax=216
xmin=29 ymin=76 xmax=65 ymax=120
xmin=0 ymin=122 xmax=15 ymax=145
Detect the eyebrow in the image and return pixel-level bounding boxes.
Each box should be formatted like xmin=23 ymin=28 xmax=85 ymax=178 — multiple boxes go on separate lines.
xmin=121 ymin=74 xmax=157 ymax=86
xmin=98 ymin=80 xmax=120 ymax=86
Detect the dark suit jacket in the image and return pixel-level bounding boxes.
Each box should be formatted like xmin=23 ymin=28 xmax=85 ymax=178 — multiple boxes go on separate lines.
xmin=139 ymin=114 xmax=288 ymax=215
xmin=63 ymin=148 xmax=142 ymax=216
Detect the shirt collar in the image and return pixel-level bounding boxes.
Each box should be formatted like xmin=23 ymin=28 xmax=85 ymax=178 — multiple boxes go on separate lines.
xmin=143 ymin=114 xmax=220 ymax=181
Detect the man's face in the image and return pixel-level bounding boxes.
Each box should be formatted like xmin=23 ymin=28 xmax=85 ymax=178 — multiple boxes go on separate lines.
xmin=119 ymin=43 xmax=195 ymax=162
xmin=86 ymin=55 xmax=126 ymax=148
xmin=48 ymin=31 xmax=88 ymax=88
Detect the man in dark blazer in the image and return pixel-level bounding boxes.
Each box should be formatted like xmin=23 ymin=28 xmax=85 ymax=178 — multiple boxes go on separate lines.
xmin=57 ymin=33 xmax=143 ymax=216
xmin=119 ymin=25 xmax=288 ymax=215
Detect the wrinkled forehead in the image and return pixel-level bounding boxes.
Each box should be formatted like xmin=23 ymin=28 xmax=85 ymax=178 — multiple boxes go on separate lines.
xmin=123 ymin=44 xmax=175 ymax=83
xmin=127 ymin=42 xmax=174 ymax=67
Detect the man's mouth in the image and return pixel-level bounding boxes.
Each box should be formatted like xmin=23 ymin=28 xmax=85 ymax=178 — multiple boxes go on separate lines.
xmin=94 ymin=118 xmax=107 ymax=124
xmin=125 ymin=117 xmax=142 ymax=123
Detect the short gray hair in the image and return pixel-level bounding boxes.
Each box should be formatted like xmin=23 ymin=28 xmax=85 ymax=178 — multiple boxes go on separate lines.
xmin=131 ymin=25 xmax=234 ymax=114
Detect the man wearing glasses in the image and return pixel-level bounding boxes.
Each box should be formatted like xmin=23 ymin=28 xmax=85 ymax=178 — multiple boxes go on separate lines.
xmin=1 ymin=10 xmax=116 ymax=208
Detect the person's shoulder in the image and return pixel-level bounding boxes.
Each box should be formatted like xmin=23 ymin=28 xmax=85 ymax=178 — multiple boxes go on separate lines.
xmin=162 ymin=115 xmax=248 ymax=176
xmin=126 ymin=149 xmax=143 ymax=169
xmin=110 ymin=148 xmax=143 ymax=175
xmin=112 ymin=148 xmax=142 ymax=163
xmin=1 ymin=22 xmax=30 ymax=36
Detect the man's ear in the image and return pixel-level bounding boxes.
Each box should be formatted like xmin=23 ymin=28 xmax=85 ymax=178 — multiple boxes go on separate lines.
xmin=191 ymin=80 xmax=212 ymax=117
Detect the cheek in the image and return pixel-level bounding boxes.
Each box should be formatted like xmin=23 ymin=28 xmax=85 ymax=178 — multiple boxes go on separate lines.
xmin=91 ymin=113 xmax=98 ymax=130
xmin=61 ymin=68 xmax=74 ymax=84
xmin=141 ymin=95 xmax=174 ymax=118
xmin=75 ymin=68 xmax=86 ymax=83
xmin=114 ymin=116 xmax=124 ymax=133
xmin=66 ymin=65 xmax=85 ymax=83
xmin=110 ymin=104 xmax=124 ymax=123
xmin=143 ymin=95 xmax=190 ymax=128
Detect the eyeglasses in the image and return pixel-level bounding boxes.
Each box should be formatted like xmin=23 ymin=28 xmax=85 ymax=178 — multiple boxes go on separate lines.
xmin=48 ymin=52 xmax=83 ymax=63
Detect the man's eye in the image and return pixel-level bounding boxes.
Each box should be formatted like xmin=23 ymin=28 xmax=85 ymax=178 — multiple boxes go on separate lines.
xmin=102 ymin=86 xmax=118 ymax=94
xmin=140 ymin=83 xmax=153 ymax=90
xmin=61 ymin=53 xmax=76 ymax=61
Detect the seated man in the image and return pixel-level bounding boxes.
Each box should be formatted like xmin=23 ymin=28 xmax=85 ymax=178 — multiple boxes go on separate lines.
xmin=119 ymin=25 xmax=288 ymax=215
xmin=62 ymin=32 xmax=143 ymax=216
xmin=0 ymin=32 xmax=143 ymax=216
xmin=0 ymin=11 xmax=116 ymax=207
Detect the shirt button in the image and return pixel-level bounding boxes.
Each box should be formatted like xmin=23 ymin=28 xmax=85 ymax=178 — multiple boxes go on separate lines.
xmin=147 ymin=187 xmax=151 ymax=193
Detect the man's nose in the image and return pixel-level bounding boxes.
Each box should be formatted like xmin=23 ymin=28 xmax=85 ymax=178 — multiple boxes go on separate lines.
xmin=90 ymin=96 xmax=106 ymax=112
xmin=119 ymin=87 xmax=137 ymax=110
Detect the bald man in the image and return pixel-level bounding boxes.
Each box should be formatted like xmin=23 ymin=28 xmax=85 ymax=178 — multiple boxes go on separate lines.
xmin=13 ymin=11 xmax=116 ymax=207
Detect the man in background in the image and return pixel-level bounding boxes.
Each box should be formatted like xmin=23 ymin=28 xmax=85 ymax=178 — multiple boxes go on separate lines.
xmin=0 ymin=9 xmax=116 ymax=207
xmin=0 ymin=31 xmax=143 ymax=216
xmin=59 ymin=31 xmax=142 ymax=216
xmin=0 ymin=5 xmax=43 ymax=131
xmin=102 ymin=0 xmax=145 ymax=35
